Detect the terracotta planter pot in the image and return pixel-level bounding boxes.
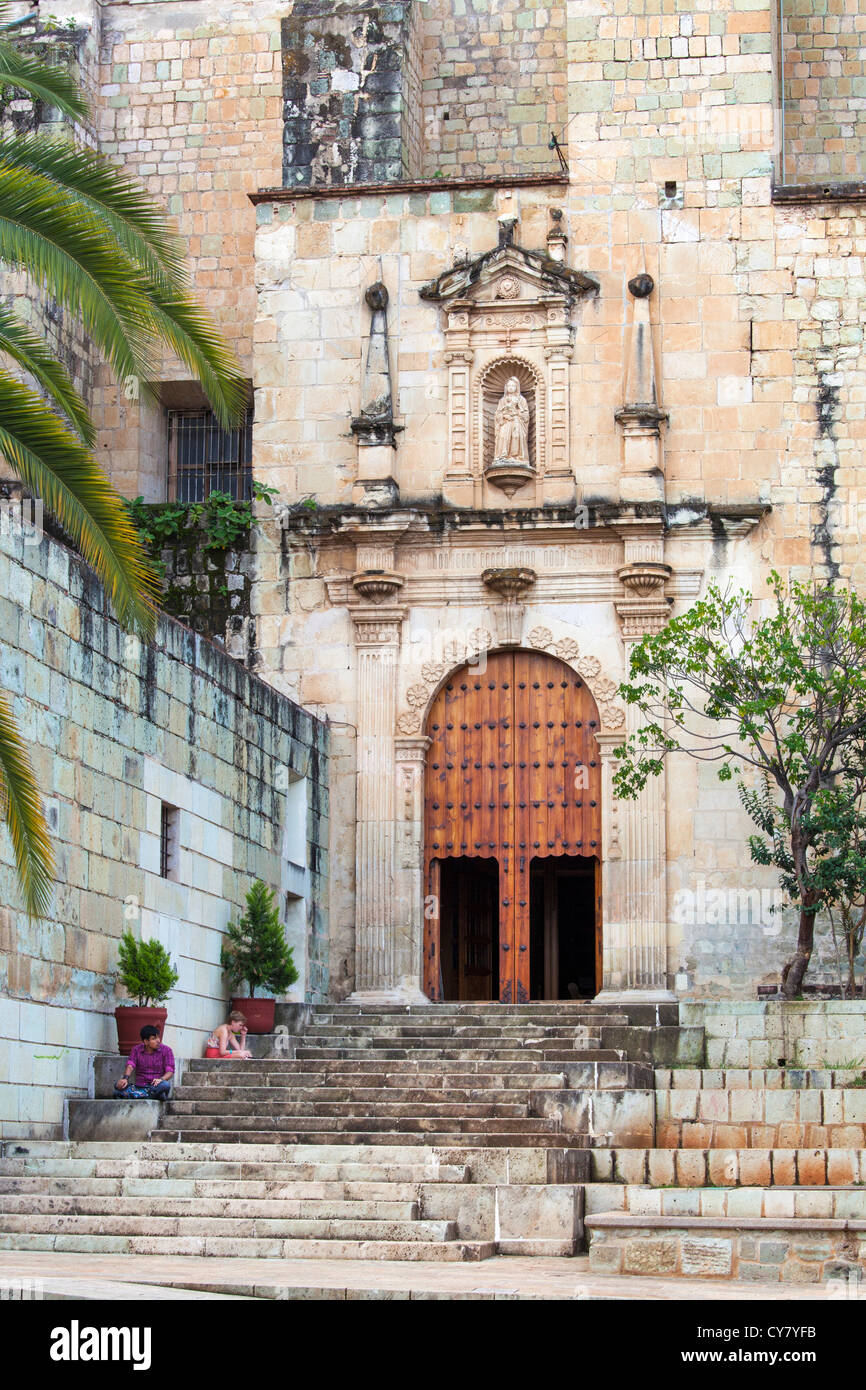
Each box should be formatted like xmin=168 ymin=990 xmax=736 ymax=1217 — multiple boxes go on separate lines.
xmin=230 ymin=996 xmax=274 ymax=1034
xmin=114 ymin=1005 xmax=167 ymax=1056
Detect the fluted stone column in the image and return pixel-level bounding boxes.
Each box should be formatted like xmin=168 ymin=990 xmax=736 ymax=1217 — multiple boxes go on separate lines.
xmin=596 ymin=730 xmax=673 ymax=1001
xmin=348 ymin=606 xmax=427 ymax=1002
xmin=393 ymin=736 xmax=431 ymax=1000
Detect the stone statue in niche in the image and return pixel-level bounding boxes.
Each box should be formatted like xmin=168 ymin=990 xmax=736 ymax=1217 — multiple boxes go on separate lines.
xmin=493 ymin=377 xmax=530 ymax=468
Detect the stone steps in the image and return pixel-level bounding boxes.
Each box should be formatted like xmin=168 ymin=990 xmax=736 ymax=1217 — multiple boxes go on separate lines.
xmin=150 ymin=1128 xmax=584 ymax=1148
xmin=0 ymin=1140 xmax=590 ymax=1185
xmin=174 ymin=1084 xmax=574 ymax=1101
xmin=304 ymin=1023 xmax=619 ymax=1037
xmin=184 ymin=1062 xmax=653 ymax=1087
xmin=291 ymin=1048 xmax=625 ymax=1062
xmin=0 ymin=1211 xmax=460 ymax=1241
xmin=592 ymin=1147 xmax=866 ymax=1186
xmin=0 ymin=1193 xmax=425 ymax=1219
xmin=163 ymin=1099 xmax=536 ymax=1119
xmin=0 ymin=1231 xmax=497 ymax=1262
xmin=185 ymin=1059 xmax=652 ymax=1085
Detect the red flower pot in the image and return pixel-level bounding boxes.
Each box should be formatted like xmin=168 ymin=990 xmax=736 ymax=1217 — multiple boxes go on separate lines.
xmin=230 ymin=997 xmax=275 ymax=1034
xmin=114 ymin=1006 xmax=168 ymax=1056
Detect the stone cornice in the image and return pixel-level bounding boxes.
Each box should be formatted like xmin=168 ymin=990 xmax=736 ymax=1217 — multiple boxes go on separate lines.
xmin=249 ymin=172 xmax=569 ymax=205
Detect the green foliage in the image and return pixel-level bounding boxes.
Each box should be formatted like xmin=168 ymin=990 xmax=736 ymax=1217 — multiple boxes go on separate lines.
xmin=220 ymin=880 xmax=298 ymax=999
xmin=116 ymin=930 xmax=179 ymax=1007
xmin=613 ymin=573 xmax=866 ymax=996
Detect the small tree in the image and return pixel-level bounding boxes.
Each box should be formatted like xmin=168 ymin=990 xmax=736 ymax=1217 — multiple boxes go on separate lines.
xmin=117 ymin=930 xmax=179 ymax=1006
xmin=220 ymin=879 xmax=298 ymax=998
xmin=614 ymin=574 xmax=866 ymax=999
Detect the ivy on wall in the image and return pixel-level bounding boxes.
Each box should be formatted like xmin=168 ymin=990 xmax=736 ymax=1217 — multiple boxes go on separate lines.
xmin=124 ymin=485 xmax=277 ymax=639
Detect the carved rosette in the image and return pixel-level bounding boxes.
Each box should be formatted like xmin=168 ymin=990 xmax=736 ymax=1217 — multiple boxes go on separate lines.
xmin=395 ymin=628 xmax=492 ymax=734
xmin=526 ymin=626 xmax=625 ymax=730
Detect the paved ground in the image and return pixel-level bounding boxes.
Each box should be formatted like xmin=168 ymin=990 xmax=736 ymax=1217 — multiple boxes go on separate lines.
xmin=0 ymin=1251 xmax=855 ymax=1301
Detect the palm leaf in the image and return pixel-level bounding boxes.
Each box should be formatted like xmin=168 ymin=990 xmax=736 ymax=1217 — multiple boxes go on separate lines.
xmin=0 ymin=302 xmax=93 ymax=443
xmin=0 ymin=40 xmax=88 ymax=123
xmin=0 ymin=690 xmax=53 ymax=917
xmin=142 ymin=288 xmax=248 ymax=428
xmin=0 ymin=162 xmax=245 ymax=426
xmin=0 ymin=134 xmax=187 ymax=282
xmin=0 ymin=370 xmax=159 ymax=634
xmin=0 ymin=165 xmax=159 ymax=386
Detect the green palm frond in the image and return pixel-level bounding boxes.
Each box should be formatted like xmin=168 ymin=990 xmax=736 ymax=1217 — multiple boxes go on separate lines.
xmin=0 ymin=41 xmax=88 ymax=123
xmin=0 ymin=689 xmax=53 ymax=918
xmin=142 ymin=288 xmax=248 ymax=428
xmin=0 ymin=165 xmax=158 ymax=386
xmin=0 ymin=370 xmax=159 ymax=635
xmin=0 ymin=135 xmax=187 ymax=282
xmin=0 ymin=302 xmax=93 ymax=444
xmin=0 ymin=155 xmax=246 ymax=426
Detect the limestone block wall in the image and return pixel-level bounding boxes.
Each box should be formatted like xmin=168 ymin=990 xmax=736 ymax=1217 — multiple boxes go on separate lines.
xmin=0 ymin=527 xmax=328 ymax=1139
xmin=781 ymin=0 xmax=866 ymax=184
xmin=418 ymin=0 xmax=567 ymax=178
xmin=90 ymin=0 xmax=284 ymax=498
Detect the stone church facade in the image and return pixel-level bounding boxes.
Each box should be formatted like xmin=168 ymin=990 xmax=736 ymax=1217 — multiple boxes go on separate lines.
xmin=11 ymin=0 xmax=866 ymax=1004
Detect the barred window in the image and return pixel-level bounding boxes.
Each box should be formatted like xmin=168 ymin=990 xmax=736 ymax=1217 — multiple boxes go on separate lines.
xmin=167 ymin=408 xmax=253 ymax=503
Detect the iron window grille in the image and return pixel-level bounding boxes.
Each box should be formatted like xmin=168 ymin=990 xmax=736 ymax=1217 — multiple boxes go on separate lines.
xmin=167 ymin=408 xmax=253 ymax=503
xmin=159 ymin=803 xmax=180 ymax=880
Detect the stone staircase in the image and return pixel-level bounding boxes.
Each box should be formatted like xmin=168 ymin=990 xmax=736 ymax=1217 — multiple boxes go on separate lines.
xmin=0 ymin=1002 xmax=662 ymax=1264
xmin=3 ymin=999 xmax=866 ymax=1285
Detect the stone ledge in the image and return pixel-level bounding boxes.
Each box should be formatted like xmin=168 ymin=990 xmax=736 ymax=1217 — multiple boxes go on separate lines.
xmin=772 ymin=182 xmax=866 ymax=205
xmin=67 ymin=1101 xmax=162 ymax=1143
xmin=587 ymin=1213 xmax=862 ymax=1232
xmin=250 ymin=172 xmax=569 ymax=204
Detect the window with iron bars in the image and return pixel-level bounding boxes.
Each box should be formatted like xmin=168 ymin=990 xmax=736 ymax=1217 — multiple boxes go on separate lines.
xmin=167 ymin=409 xmax=253 ymax=503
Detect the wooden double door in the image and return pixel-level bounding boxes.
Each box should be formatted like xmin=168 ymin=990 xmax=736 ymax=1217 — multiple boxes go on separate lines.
xmin=423 ymin=649 xmax=602 ymax=1003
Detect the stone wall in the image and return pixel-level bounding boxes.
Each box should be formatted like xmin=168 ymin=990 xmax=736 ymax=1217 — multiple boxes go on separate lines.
xmin=782 ymin=0 xmax=866 ymax=184
xmin=281 ymin=0 xmax=419 ymax=187
xmin=0 ymin=525 xmax=328 ymax=1138
xmin=418 ymin=0 xmax=567 ymax=178
xmin=90 ymin=0 xmax=283 ymax=497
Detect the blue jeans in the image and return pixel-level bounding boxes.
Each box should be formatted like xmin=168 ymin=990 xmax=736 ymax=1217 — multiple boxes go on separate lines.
xmin=114 ymin=1080 xmax=171 ymax=1100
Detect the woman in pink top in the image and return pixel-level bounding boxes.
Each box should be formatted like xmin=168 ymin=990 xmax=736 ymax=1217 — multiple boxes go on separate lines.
xmin=205 ymin=1010 xmax=252 ymax=1059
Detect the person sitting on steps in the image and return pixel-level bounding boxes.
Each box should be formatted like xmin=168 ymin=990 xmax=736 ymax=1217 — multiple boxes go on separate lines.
xmin=205 ymin=1010 xmax=252 ymax=1059
xmin=114 ymin=1025 xmax=175 ymax=1099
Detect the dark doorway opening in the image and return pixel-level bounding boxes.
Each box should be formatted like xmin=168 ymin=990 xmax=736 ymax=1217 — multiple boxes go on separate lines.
xmin=438 ymin=857 xmax=499 ymax=1001
xmin=529 ymin=856 xmax=599 ymax=1000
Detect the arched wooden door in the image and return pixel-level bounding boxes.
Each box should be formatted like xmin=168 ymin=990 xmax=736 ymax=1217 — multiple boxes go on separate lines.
xmin=423 ymin=649 xmax=602 ymax=1003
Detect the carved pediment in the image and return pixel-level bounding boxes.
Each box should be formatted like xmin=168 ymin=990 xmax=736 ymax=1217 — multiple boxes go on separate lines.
xmin=419 ymin=221 xmax=599 ymax=307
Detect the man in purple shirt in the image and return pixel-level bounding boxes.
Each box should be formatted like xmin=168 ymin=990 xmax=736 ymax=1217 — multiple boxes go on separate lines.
xmin=114 ymin=1025 xmax=175 ymax=1099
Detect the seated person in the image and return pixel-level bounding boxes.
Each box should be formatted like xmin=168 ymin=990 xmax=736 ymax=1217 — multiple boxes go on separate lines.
xmin=205 ymin=1010 xmax=252 ymax=1059
xmin=114 ymin=1025 xmax=175 ymax=1099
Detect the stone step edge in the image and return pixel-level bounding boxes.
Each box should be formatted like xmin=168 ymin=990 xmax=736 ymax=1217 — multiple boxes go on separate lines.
xmin=586 ymin=1213 xmax=866 ymax=1232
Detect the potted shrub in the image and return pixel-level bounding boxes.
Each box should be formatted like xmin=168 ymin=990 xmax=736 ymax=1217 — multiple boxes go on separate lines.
xmin=220 ymin=880 xmax=298 ymax=1033
xmin=114 ymin=931 xmax=179 ymax=1055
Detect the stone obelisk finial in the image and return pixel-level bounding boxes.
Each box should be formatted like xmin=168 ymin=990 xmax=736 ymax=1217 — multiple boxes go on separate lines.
xmin=351 ymin=276 xmax=401 ymax=507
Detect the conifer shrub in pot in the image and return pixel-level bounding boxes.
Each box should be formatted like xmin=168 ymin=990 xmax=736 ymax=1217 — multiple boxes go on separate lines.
xmin=220 ymin=880 xmax=299 ymax=1033
xmin=114 ymin=931 xmax=180 ymax=1054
